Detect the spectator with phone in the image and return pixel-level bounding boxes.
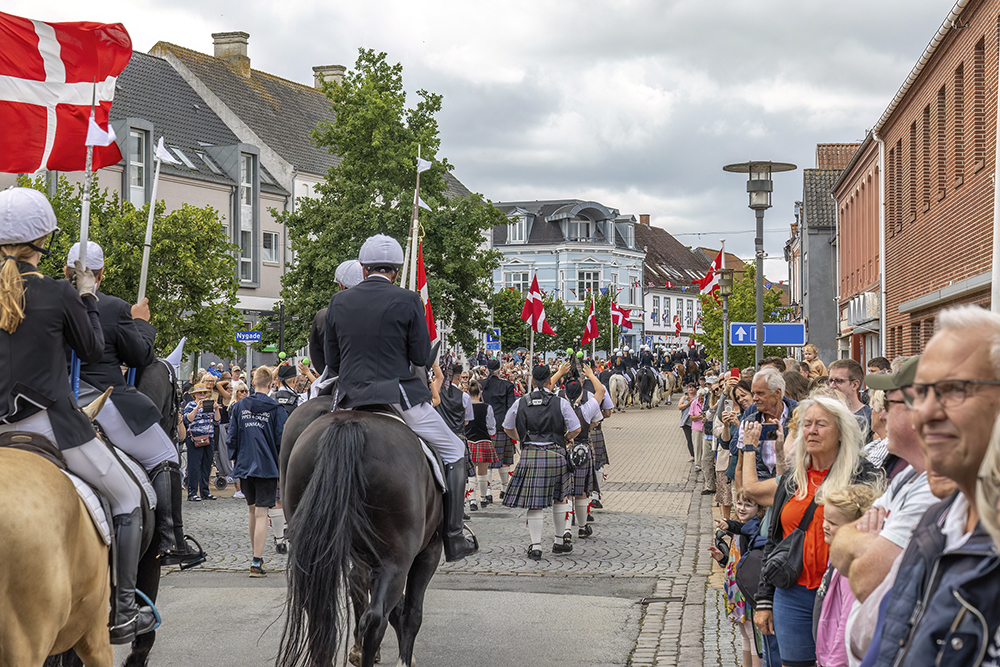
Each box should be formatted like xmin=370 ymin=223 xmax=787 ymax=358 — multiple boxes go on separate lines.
xmin=736 ymin=368 xmax=798 ymax=506
xmin=182 ymin=383 xmax=221 ymax=501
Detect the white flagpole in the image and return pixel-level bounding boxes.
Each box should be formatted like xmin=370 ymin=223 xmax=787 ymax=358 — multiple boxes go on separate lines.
xmin=137 ymin=150 xmax=163 ymax=303
xmin=530 ymin=327 xmax=535 ymax=370
xmin=78 ymin=83 xmax=98 ymax=271
xmin=402 ymin=145 xmax=422 ymax=292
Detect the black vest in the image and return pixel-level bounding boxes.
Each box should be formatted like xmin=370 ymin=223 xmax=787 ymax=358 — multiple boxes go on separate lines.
xmin=273 ymin=386 xmax=299 ymax=416
xmin=515 ymin=389 xmax=565 ymax=446
xmin=559 ymin=389 xmax=591 ymax=442
xmin=436 ymin=384 xmax=466 ymax=436
xmin=465 ymin=402 xmax=491 ymax=441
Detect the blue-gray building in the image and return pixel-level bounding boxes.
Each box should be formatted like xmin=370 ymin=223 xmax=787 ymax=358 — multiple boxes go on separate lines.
xmin=490 ymin=199 xmax=645 ymax=349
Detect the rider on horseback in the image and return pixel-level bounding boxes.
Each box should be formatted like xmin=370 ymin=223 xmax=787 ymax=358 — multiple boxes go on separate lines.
xmin=0 ymin=188 xmax=156 ymax=645
xmin=64 ymin=242 xmax=204 ymax=573
xmin=324 ymin=234 xmax=478 ymax=562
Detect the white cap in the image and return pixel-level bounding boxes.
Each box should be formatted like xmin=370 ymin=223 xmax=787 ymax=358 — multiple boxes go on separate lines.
xmin=66 ymin=241 xmax=105 ymax=270
xmin=358 ymin=234 xmax=404 ymax=267
xmin=335 ymin=259 xmax=364 ymax=289
xmin=0 ymin=187 xmax=59 ymax=245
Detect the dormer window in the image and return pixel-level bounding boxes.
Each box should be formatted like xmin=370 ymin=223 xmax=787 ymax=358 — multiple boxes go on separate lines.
xmin=508 ymin=215 xmax=526 ymax=244
xmin=567 ymin=218 xmax=591 ymax=241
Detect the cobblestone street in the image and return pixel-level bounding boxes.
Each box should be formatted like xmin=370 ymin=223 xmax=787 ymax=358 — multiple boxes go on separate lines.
xmin=174 ymin=400 xmax=738 ymax=666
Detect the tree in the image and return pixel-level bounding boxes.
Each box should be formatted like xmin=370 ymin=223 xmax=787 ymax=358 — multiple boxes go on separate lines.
xmin=694 ymin=265 xmax=791 ymax=368
xmin=275 ymin=49 xmax=505 ymax=353
xmin=22 ymin=175 xmax=243 ymax=360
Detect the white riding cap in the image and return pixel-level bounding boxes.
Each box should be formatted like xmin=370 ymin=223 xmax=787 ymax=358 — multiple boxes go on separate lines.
xmin=335 ymin=259 xmax=364 ymax=288
xmin=66 ymin=241 xmax=105 ymax=270
xmin=358 ymin=234 xmax=404 ymax=267
xmin=0 ymin=187 xmax=59 ymax=245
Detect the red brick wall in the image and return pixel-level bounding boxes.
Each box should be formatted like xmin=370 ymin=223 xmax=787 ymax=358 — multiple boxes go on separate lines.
xmin=818 ymin=143 xmax=862 ymax=170
xmin=835 ymin=140 xmax=880 ymax=305
xmin=881 ymin=0 xmax=996 ymax=355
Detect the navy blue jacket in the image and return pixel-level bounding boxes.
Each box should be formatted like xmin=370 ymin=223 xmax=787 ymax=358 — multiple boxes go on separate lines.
xmin=227 ymin=393 xmax=286 ymax=479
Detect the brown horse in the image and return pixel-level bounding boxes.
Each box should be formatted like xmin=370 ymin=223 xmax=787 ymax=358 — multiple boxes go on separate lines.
xmin=0 ymin=447 xmax=111 ymax=667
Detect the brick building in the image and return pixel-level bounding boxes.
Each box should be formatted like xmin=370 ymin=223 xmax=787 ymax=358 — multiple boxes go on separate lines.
xmin=842 ymin=0 xmax=998 ymax=359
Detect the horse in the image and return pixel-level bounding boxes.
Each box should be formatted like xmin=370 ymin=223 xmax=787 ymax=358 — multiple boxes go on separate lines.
xmin=636 ymin=367 xmax=658 ymax=409
xmin=278 ymin=403 xmax=443 ymax=667
xmin=660 ymin=370 xmax=676 ymax=404
xmin=609 ymin=373 xmax=629 ymax=412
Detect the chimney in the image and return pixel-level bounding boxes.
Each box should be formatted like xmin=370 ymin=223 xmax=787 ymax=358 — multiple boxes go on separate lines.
xmin=213 ymin=32 xmax=250 ymax=77
xmin=639 ymin=214 xmax=650 ymax=226
xmin=313 ymin=65 xmax=346 ymax=89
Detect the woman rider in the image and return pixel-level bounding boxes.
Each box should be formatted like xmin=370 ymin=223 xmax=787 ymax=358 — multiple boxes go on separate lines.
xmin=0 ymin=188 xmax=156 ymax=645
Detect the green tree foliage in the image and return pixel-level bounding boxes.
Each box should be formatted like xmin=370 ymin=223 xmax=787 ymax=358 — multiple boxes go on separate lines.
xmin=21 ymin=175 xmax=242 ymax=360
xmin=694 ymin=265 xmax=791 ymax=369
xmin=275 ymin=48 xmax=504 ymax=353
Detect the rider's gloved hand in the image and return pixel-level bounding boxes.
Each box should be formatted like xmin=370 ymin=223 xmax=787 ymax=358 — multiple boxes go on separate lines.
xmin=71 ymin=260 xmax=98 ymax=299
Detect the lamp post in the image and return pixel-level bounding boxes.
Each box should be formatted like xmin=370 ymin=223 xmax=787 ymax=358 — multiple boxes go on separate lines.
xmin=723 ymin=160 xmax=797 ymax=365
xmin=719 ymin=268 xmax=735 ymax=371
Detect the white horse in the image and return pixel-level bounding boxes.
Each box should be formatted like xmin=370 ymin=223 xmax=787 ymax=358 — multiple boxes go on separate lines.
xmin=609 ymin=374 xmax=628 ymax=412
xmin=659 ymin=371 xmax=676 ymax=405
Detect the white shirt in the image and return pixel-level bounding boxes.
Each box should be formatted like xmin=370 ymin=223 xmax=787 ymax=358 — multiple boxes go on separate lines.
xmin=576 ymin=396 xmax=603 ymax=428
xmin=736 ymin=401 xmax=790 ymax=473
xmin=502 ymin=389 xmax=582 ymax=445
xmin=941 ymin=492 xmax=974 ymax=553
xmin=870 ymin=465 xmax=936 ymax=549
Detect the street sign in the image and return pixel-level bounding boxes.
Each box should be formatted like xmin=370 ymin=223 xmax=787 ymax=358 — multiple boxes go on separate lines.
xmin=236 ymin=330 xmax=262 ymax=343
xmin=485 ymin=328 xmax=501 ymax=351
xmin=729 ymin=322 xmax=806 ymax=346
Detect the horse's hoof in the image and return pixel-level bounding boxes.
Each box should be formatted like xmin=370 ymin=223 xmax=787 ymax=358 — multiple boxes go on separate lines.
xmin=349 ymin=645 xmax=362 ymax=666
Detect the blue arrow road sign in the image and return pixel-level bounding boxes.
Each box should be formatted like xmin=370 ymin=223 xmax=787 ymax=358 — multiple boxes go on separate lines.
xmin=486 ymin=328 xmax=501 ymax=351
xmin=729 ymin=322 xmax=806 ymax=346
xmin=236 ymin=330 xmax=262 ymax=343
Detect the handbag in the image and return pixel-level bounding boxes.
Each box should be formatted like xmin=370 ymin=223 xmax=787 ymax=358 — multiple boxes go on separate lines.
xmin=566 ymin=441 xmax=591 ymax=471
xmin=735 ymin=548 xmax=764 ymax=608
xmin=761 ymin=497 xmax=819 ymax=589
xmin=192 ymin=433 xmax=213 ymax=448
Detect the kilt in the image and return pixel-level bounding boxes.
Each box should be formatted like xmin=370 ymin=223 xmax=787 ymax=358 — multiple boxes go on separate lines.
xmin=502 ymin=445 xmax=571 ymax=510
xmin=590 ymin=425 xmax=610 ymax=470
xmin=468 ymin=438 xmax=499 ymax=464
xmin=489 ymin=429 xmax=517 ymax=468
xmin=459 ymin=434 xmax=475 ymax=477
xmin=570 ymin=444 xmax=595 ymax=497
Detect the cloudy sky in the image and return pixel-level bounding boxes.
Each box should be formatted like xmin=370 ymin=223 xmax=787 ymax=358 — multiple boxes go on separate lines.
xmin=13 ymin=0 xmax=953 ymax=279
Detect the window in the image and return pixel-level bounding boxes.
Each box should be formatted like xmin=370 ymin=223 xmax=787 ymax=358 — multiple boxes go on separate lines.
xmin=239 ymin=230 xmax=253 ymax=282
xmin=675 ymin=297 xmax=683 ymax=322
xmin=578 ymin=270 xmax=599 ymax=297
xmin=129 ymin=130 xmax=146 ymax=206
xmin=508 ymin=216 xmax=526 ymax=243
xmin=504 ymin=271 xmax=530 ymax=293
xmin=910 ymin=322 xmax=921 ymax=355
xmin=937 ymin=86 xmax=946 ymax=198
xmin=975 ymin=39 xmax=985 ymax=167
xmin=628 ymin=275 xmax=638 ymax=305
xmin=196 ymin=152 xmax=222 ymax=175
xmin=652 ymin=296 xmax=660 ymax=321
xmin=686 ymin=299 xmax=694 ymax=326
xmin=567 ymin=218 xmax=591 ymax=241
xmin=240 ymin=154 xmax=254 ymax=207
xmin=954 ymin=63 xmax=965 ymax=182
xmin=238 ymin=153 xmax=255 ymax=283
xmin=262 ymin=231 xmax=279 ymax=263
xmin=663 ymin=297 xmax=670 ymax=323
xmin=170 ymin=147 xmax=197 ymax=170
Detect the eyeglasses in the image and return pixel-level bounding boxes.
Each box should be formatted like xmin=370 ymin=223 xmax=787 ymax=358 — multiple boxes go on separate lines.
xmin=901 ymin=379 xmax=1000 ymax=409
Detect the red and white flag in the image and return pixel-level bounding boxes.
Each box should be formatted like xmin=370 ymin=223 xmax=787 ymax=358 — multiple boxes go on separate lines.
xmin=693 ymin=250 xmax=723 ymax=303
xmin=611 ymin=303 xmax=633 ymax=330
xmin=580 ymin=298 xmax=599 ymax=345
xmin=416 ymin=243 xmax=436 ymax=340
xmin=520 ymin=274 xmax=556 ymax=335
xmin=0 ymin=11 xmax=131 ymax=173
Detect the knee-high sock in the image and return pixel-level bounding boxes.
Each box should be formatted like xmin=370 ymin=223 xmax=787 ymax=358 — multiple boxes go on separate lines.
xmin=268 ymin=508 xmax=285 ymax=540
xmin=500 ymin=465 xmax=512 ymax=491
xmin=552 ymin=502 xmax=570 ymax=542
xmin=574 ymin=499 xmax=590 ymax=527
xmin=465 ymin=477 xmax=476 ymax=503
xmin=477 ymin=475 xmax=489 ymax=500
xmin=526 ymin=509 xmax=544 ymax=547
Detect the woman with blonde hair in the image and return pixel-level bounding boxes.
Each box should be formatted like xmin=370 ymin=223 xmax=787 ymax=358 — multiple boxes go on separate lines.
xmin=753 ymin=395 xmax=880 ymax=667
xmin=0 ymin=188 xmax=157 ymax=644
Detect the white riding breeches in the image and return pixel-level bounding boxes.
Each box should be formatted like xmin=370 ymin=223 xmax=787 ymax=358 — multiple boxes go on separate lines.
xmin=0 ymin=409 xmax=141 ymax=516
xmin=397 ymin=401 xmax=465 ymax=464
xmin=95 ymin=395 xmax=179 ymax=471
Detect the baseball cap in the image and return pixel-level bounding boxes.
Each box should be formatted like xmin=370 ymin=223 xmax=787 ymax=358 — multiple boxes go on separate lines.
xmin=0 ymin=187 xmax=59 ymax=245
xmin=66 ymin=241 xmax=105 ymax=270
xmin=865 ymin=355 xmax=919 ymax=391
xmin=335 ymin=259 xmax=364 ymax=288
xmin=358 ymin=234 xmax=404 ymax=267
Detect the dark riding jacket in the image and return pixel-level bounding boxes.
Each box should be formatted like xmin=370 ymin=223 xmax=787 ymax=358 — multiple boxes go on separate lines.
xmin=480 ymin=374 xmax=516 ymax=429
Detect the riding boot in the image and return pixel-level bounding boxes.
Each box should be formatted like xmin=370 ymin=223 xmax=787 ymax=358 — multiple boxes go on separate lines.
xmin=443 ymin=457 xmax=479 ymax=562
xmin=110 ymin=508 xmax=159 ymax=645
xmin=150 ymin=460 xmax=206 ymax=567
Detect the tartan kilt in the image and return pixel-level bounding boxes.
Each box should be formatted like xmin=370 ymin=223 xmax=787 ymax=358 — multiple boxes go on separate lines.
xmin=502 ymin=445 xmax=571 ymax=510
xmin=590 ymin=426 xmax=610 ymax=470
xmin=459 ymin=434 xmax=475 ymax=477
xmin=468 ymin=438 xmax=500 ymax=464
xmin=489 ymin=429 xmax=517 ymax=468
xmin=570 ymin=443 xmax=596 ymax=497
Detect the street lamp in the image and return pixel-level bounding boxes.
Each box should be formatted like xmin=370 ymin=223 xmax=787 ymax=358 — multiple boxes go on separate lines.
xmin=718 ymin=268 xmax=735 ymax=371
xmin=723 ymin=160 xmax=797 ymax=365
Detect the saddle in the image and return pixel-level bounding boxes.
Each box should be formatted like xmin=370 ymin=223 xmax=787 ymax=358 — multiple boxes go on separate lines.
xmin=345 ymin=405 xmax=446 ymax=491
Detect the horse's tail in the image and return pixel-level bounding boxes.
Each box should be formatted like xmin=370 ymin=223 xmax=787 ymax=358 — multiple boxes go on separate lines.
xmin=278 ymin=418 xmax=377 ymax=667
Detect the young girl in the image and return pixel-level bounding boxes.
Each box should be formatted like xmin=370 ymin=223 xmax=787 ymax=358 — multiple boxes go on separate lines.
xmin=814 ymin=483 xmax=882 ymax=667
xmin=708 ymin=490 xmax=767 ymax=667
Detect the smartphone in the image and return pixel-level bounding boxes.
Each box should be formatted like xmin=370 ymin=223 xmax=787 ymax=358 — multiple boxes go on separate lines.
xmin=201 ymin=399 xmax=215 ymax=412
xmin=760 ymin=423 xmax=778 ymax=440
xmin=724 ymin=399 xmax=735 ymax=413
xmin=730 ymin=368 xmax=740 ymax=378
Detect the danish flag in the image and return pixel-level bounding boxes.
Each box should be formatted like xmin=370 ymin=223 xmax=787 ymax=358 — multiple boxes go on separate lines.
xmin=416 ymin=243 xmax=436 ymax=341
xmin=520 ymin=274 xmax=556 ymax=335
xmin=610 ymin=302 xmax=633 ymax=330
xmin=693 ymin=250 xmax=723 ymax=303
xmin=0 ymin=11 xmax=131 ymax=173
xmin=580 ymin=298 xmax=599 ymax=345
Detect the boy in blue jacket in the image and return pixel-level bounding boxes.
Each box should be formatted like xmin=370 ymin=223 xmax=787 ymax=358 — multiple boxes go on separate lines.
xmin=228 ymin=366 xmax=287 ymax=577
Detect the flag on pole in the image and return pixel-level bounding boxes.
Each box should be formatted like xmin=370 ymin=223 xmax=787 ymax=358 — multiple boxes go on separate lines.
xmin=416 ymin=243 xmax=436 ymax=340
xmin=85 ymin=110 xmax=116 ymax=146
xmin=154 ymin=136 xmax=180 ymax=164
xmin=693 ymin=249 xmax=723 ymax=303
xmin=520 ymin=274 xmax=556 ymax=335
xmin=581 ymin=299 xmax=599 ymax=345
xmin=416 ymin=157 xmax=432 ymax=173
xmin=0 ymin=11 xmax=131 ymax=173
xmin=610 ymin=303 xmax=633 ymax=330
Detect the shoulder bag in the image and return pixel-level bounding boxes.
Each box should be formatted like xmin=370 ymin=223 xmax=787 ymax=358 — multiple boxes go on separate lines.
xmin=760 ymin=496 xmax=819 ymax=589
xmin=735 ymin=548 xmax=765 ymax=608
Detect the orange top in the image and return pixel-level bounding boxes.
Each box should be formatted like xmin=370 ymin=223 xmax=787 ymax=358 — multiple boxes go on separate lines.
xmin=779 ymin=467 xmax=829 ymax=589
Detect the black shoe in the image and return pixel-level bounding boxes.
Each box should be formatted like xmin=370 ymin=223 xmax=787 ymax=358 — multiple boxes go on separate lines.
xmin=499 ymin=490 xmax=506 ymax=500
xmin=591 ymin=498 xmax=603 ymax=509
xmin=443 ymin=458 xmax=479 ymax=562
xmin=274 ymin=537 xmax=288 ymax=555
xmin=526 ymin=545 xmax=542 ymax=561
xmin=552 ymin=540 xmax=573 ymax=554
xmin=204 ymin=494 xmax=218 ymax=500
xmin=579 ymin=524 xmax=593 ymax=538
xmin=463 ymin=512 xmax=470 ymax=520
xmin=701 ymin=489 xmax=716 ymax=495
xmin=188 ymin=495 xmax=201 ymax=501
xmin=587 ymin=513 xmax=595 ymax=522
xmin=469 ymin=500 xmax=479 ymax=511
xmin=484 ymin=494 xmax=494 ymax=506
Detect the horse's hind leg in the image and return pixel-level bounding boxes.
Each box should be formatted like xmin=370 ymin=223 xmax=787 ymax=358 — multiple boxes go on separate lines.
xmin=69 ymin=613 xmax=113 ymax=667
xmin=348 ymin=565 xmax=371 ymax=667
xmin=396 ymin=540 xmax=442 ymax=667
xmin=359 ymin=566 xmax=407 ymax=667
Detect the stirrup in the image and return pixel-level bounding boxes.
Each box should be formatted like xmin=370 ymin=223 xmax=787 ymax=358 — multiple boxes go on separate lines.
xmin=160 ymin=535 xmax=207 ymax=570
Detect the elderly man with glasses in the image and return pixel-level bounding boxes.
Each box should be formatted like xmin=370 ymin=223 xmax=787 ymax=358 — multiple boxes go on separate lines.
xmin=864 ymin=305 xmax=1000 ymax=667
